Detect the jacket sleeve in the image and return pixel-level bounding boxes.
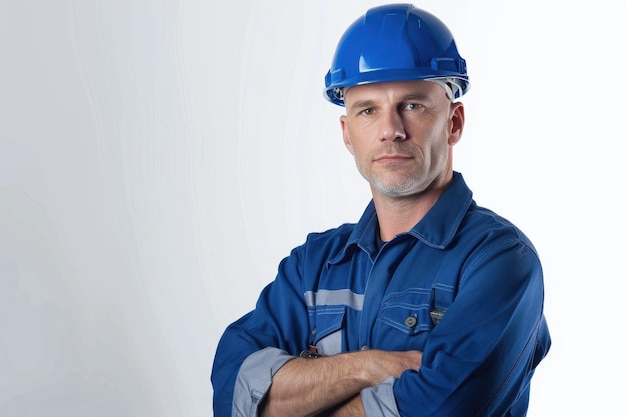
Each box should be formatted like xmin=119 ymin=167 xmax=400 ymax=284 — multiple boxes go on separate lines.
xmin=211 ymin=246 xmax=311 ymax=417
xmin=388 ymin=239 xmax=551 ymax=417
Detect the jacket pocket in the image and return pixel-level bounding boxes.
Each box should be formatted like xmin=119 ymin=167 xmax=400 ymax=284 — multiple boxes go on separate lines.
xmin=378 ymin=288 xmax=433 ymax=336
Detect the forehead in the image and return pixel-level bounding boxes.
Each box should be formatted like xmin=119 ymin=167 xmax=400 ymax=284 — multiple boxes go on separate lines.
xmin=344 ymin=80 xmax=445 ymax=104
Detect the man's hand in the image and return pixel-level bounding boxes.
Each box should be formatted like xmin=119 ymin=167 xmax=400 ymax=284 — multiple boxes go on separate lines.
xmin=260 ymin=349 xmax=422 ymax=417
xmin=362 ymin=349 xmax=422 ymax=383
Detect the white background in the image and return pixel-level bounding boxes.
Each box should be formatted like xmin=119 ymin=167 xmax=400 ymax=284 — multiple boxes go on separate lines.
xmin=1 ymin=0 xmax=625 ymax=415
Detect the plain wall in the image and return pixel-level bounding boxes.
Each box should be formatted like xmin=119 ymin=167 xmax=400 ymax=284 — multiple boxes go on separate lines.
xmin=1 ymin=0 xmax=625 ymax=415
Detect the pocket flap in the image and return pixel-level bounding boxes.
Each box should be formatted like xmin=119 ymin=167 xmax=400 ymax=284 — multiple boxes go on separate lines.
xmin=379 ymin=289 xmax=432 ymax=335
xmin=312 ymin=306 xmax=345 ymax=342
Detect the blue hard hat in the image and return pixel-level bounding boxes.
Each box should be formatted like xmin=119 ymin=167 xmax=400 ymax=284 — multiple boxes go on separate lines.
xmin=324 ymin=3 xmax=470 ymax=106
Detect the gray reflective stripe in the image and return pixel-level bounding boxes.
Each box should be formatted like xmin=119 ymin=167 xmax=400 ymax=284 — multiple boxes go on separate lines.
xmin=304 ymin=289 xmax=364 ymax=311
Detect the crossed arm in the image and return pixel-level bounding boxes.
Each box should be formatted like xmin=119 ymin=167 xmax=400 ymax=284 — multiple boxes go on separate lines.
xmin=259 ymin=349 xmax=422 ymax=417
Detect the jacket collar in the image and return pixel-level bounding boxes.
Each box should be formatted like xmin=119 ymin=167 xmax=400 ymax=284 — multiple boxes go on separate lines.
xmin=329 ymin=172 xmax=474 ymax=264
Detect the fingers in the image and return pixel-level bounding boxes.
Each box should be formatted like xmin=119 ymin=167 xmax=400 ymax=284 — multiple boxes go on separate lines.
xmin=360 ymin=349 xmax=423 ymax=384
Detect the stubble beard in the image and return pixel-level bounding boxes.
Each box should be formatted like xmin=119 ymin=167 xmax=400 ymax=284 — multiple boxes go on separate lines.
xmin=354 ymin=151 xmax=449 ymax=199
xmin=355 ymin=158 xmax=428 ymax=199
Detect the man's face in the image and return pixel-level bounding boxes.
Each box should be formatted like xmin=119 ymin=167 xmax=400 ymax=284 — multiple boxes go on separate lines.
xmin=340 ymin=80 xmax=464 ymax=199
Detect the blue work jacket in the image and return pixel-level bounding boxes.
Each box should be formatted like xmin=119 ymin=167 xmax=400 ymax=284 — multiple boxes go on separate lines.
xmin=212 ymin=172 xmax=551 ymax=416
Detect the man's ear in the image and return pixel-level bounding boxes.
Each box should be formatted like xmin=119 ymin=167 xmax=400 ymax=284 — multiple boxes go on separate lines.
xmin=448 ymin=102 xmax=465 ymax=146
xmin=340 ymin=115 xmax=354 ymax=155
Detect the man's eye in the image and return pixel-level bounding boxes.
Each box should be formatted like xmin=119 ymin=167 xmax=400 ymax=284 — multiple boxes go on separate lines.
xmin=360 ymin=108 xmax=374 ymax=115
xmin=405 ymin=103 xmax=421 ymax=110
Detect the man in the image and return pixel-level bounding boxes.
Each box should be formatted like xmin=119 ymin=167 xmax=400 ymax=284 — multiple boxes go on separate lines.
xmin=212 ymin=4 xmax=551 ymax=416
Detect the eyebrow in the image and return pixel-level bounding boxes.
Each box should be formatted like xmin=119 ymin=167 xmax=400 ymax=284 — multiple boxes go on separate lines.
xmin=402 ymin=93 xmax=433 ymax=102
xmin=349 ymin=99 xmax=377 ymax=110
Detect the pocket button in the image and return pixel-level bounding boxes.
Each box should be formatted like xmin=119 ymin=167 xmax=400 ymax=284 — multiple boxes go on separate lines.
xmin=404 ymin=316 xmax=417 ymax=328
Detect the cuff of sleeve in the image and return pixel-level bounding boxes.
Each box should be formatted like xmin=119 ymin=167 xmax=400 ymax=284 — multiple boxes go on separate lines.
xmin=361 ymin=376 xmax=400 ymax=417
xmin=233 ymin=347 xmax=295 ymax=417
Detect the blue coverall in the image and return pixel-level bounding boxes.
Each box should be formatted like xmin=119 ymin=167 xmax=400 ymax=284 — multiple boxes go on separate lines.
xmin=212 ymin=172 xmax=551 ymax=416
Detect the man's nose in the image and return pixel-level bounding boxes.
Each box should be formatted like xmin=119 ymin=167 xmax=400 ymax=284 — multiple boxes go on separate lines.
xmin=380 ymin=110 xmax=407 ymax=142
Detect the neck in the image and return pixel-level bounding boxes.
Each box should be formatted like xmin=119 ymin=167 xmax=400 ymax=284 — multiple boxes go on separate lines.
xmin=373 ymin=175 xmax=452 ymax=242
